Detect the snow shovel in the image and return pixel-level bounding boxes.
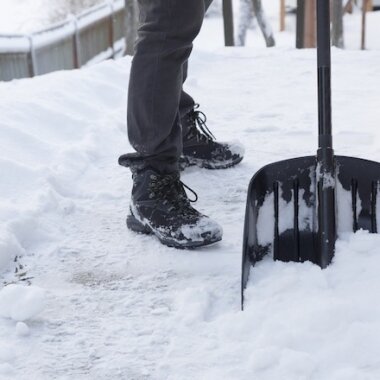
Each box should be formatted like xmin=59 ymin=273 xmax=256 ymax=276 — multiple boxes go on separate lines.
xmin=241 ymin=0 xmax=380 ymax=309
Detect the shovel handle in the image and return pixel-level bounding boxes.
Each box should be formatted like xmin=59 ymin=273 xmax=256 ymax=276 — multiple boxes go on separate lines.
xmin=317 ymin=0 xmax=332 ymax=149
xmin=316 ymin=1 xmax=336 ymax=269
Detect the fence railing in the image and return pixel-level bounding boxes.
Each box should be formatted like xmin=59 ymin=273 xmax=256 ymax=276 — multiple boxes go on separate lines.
xmin=0 ymin=0 xmax=125 ymax=82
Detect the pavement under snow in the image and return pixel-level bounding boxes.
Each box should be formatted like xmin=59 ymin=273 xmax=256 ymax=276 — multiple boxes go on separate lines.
xmin=1 ymin=11 xmax=380 ymax=380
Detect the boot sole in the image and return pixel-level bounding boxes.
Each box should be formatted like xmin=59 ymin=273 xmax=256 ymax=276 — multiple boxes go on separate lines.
xmin=126 ymin=214 xmax=222 ymax=249
xmin=180 ymin=155 xmax=243 ymax=170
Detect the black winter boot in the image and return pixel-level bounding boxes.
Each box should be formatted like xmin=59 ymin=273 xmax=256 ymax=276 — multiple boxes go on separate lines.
xmin=121 ymin=164 xmax=223 ymax=249
xmin=180 ymin=104 xmax=245 ymax=170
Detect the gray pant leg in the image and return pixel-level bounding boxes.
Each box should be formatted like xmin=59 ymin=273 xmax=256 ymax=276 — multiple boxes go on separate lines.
xmin=179 ymin=0 xmax=214 ymax=124
xmin=127 ymin=0 xmax=206 ymax=173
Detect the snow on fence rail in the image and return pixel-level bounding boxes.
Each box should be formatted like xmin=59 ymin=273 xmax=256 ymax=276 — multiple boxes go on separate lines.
xmin=0 ymin=0 xmax=125 ymax=82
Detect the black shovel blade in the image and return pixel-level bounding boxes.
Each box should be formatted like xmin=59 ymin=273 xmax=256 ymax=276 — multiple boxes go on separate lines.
xmin=241 ymin=155 xmax=380 ymax=308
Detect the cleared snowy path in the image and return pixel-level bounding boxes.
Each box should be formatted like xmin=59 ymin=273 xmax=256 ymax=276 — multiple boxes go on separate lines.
xmin=1 ymin=46 xmax=380 ymax=379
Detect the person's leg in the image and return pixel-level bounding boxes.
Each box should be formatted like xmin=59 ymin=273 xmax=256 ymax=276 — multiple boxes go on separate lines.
xmin=120 ymin=0 xmax=223 ymax=249
xmin=126 ymin=0 xmax=206 ymax=173
xmin=179 ymin=0 xmax=214 ymax=122
xmin=177 ymin=0 xmax=245 ymax=170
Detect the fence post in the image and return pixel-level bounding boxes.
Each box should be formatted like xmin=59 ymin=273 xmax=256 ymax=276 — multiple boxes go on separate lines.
xmin=125 ymin=0 xmax=138 ymax=56
xmin=108 ymin=1 xmax=115 ymax=59
xmin=223 ymin=0 xmax=234 ymax=46
xmin=361 ymin=0 xmax=368 ymax=50
xmin=71 ymin=16 xmax=81 ymax=68
xmin=280 ymin=0 xmax=286 ymax=32
xmin=296 ymin=0 xmax=316 ymax=48
xmin=26 ymin=35 xmax=36 ymax=77
xmin=332 ymin=0 xmax=344 ymax=48
xmin=304 ymin=0 xmax=316 ymax=47
xmin=296 ymin=0 xmax=305 ymax=48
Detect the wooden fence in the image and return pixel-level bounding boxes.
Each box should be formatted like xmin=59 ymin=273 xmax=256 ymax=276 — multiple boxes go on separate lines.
xmin=0 ymin=0 xmax=125 ymax=82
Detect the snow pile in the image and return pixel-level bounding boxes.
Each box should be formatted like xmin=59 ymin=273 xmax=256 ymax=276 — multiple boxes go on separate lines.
xmin=0 ymin=59 xmax=131 ymax=276
xmin=0 ymin=345 xmax=16 ymax=377
xmin=0 ymin=234 xmax=24 ymax=273
xmin=0 ymin=58 xmax=131 ymax=378
xmin=0 ymin=284 xmax=45 ymax=322
xmin=158 ymin=231 xmax=380 ymax=379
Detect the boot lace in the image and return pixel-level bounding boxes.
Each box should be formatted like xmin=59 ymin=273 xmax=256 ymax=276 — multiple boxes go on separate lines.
xmin=186 ymin=104 xmax=216 ymax=143
xmin=149 ymin=173 xmax=198 ymax=214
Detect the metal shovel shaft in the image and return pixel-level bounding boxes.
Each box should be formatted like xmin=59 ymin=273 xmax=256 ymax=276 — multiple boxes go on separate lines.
xmin=317 ymin=0 xmax=332 ymax=145
xmin=316 ymin=0 xmax=336 ymax=268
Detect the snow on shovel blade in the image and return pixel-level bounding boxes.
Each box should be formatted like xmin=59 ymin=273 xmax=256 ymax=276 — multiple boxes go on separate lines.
xmin=241 ymin=155 xmax=380 ymax=309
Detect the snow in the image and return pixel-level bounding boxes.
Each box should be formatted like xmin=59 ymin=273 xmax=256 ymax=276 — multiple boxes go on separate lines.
xmin=0 ymin=285 xmax=45 ymax=322
xmin=180 ymin=217 xmax=222 ymax=242
xmin=77 ymin=0 xmax=124 ymax=30
xmin=15 ymin=322 xmax=30 ymax=337
xmin=0 ymin=0 xmax=110 ymax=34
xmin=0 ymin=0 xmax=48 ymax=33
xmin=32 ymin=21 xmax=76 ymax=50
xmin=83 ymin=47 xmax=116 ymax=67
xmin=1 ymin=5 xmax=380 ymax=380
xmin=0 ymin=37 xmax=30 ymax=54
xmin=257 ymin=192 xmax=275 ymax=246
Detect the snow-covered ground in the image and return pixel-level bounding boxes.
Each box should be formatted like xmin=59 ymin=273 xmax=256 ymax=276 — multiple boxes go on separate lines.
xmin=1 ymin=5 xmax=380 ymax=380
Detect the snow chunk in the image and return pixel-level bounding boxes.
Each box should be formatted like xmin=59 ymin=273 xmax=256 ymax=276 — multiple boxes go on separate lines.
xmin=257 ymin=192 xmax=274 ymax=245
xmin=0 ymin=284 xmax=46 ymax=322
xmin=336 ymin=178 xmax=362 ymax=234
xmin=317 ymin=162 xmax=336 ymax=189
xmin=0 ymin=232 xmax=25 ymax=274
xmin=0 ymin=344 xmax=16 ymax=376
xmin=173 ymin=287 xmax=214 ymax=325
xmin=180 ymin=217 xmax=223 ymax=242
xmin=16 ymin=321 xmax=30 ymax=337
xmin=228 ymin=140 xmax=245 ymax=157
